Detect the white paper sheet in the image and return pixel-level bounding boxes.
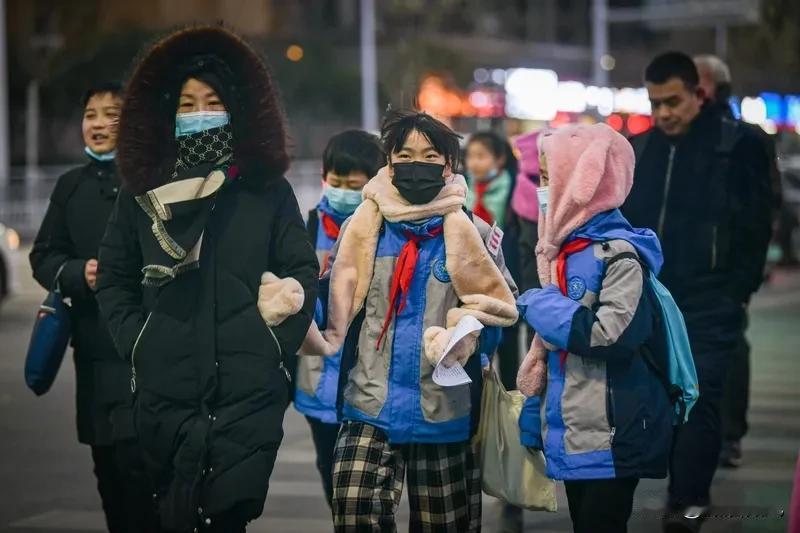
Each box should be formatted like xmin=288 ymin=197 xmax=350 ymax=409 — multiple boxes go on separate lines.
xmin=432 ymin=315 xmax=484 ymax=386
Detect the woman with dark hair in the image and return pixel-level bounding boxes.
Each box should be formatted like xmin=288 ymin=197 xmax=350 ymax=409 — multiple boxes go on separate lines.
xmin=96 ymin=26 xmax=319 ymax=532
xmin=31 ymin=81 xmax=162 ymax=533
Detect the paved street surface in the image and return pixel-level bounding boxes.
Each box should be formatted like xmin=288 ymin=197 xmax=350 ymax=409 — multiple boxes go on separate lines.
xmin=0 ymin=249 xmax=797 ymax=533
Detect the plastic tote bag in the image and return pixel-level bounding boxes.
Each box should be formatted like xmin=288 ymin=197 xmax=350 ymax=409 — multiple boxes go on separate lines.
xmin=473 ymin=368 xmax=556 ymax=511
xmin=24 ymin=264 xmax=71 ymax=395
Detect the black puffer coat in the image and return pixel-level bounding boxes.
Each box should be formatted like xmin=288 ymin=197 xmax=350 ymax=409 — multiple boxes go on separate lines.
xmin=30 ymin=159 xmax=134 ymax=445
xmin=95 ymin=27 xmax=319 ymax=529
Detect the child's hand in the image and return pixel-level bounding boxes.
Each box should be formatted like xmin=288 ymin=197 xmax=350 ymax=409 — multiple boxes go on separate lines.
xmin=258 ymin=272 xmax=304 ymax=326
xmin=423 ymin=326 xmax=480 ymax=368
xmin=517 ymin=285 xmax=576 ymax=332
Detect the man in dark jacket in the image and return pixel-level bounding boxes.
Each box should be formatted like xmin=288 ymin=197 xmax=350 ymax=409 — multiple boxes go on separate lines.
xmin=695 ymin=54 xmax=781 ymax=469
xmin=95 ymin=27 xmax=319 ymax=533
xmin=622 ymin=52 xmax=773 ymax=532
xmin=30 ymin=82 xmax=160 ymax=533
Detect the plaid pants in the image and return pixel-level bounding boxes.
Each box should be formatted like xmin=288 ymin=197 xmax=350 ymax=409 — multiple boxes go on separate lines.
xmin=332 ymin=421 xmax=481 ymax=533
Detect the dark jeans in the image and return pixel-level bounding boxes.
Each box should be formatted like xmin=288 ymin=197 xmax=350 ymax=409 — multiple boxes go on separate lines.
xmin=721 ymin=313 xmax=751 ymax=442
xmin=91 ymin=440 xmax=161 ymax=533
xmin=564 ymin=478 xmax=639 ymax=533
xmin=306 ymin=416 xmax=340 ymax=508
xmin=668 ymin=303 xmax=744 ymax=507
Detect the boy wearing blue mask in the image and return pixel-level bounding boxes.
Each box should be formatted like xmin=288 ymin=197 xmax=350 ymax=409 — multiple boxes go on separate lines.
xmin=295 ymin=130 xmax=384 ymax=509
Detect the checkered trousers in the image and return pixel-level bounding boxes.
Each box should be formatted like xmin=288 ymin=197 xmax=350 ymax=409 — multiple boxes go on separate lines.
xmin=331 ymin=421 xmax=481 ymax=533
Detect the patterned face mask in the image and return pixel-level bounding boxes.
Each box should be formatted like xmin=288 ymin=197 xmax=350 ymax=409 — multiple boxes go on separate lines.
xmin=173 ymin=124 xmax=234 ymax=175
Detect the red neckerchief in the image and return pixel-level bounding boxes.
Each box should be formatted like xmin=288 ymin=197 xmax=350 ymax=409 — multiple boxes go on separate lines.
xmin=556 ymin=237 xmax=593 ymax=370
xmin=375 ymin=225 xmax=444 ymax=350
xmin=320 ymin=212 xmax=341 ymax=240
xmin=472 ymin=181 xmax=494 ymax=225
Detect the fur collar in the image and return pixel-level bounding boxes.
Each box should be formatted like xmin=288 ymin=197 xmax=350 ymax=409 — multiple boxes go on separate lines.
xmin=117 ymin=26 xmax=289 ymax=195
xmin=300 ymin=168 xmax=517 ymax=357
xmin=361 ymin=166 xmax=467 ymax=222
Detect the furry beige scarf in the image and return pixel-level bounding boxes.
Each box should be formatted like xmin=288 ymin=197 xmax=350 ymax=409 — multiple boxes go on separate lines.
xmin=300 ymin=167 xmax=518 ymax=357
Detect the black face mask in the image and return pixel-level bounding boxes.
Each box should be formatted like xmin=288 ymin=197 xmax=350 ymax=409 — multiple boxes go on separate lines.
xmin=392 ymin=162 xmax=446 ymax=205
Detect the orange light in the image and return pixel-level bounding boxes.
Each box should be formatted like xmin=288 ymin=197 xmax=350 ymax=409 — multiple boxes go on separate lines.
xmin=607 ymin=114 xmax=624 ymax=131
xmin=626 ymin=114 xmax=652 ymax=135
xmin=286 ymin=44 xmax=304 ymax=62
xmin=549 ymin=111 xmax=572 ymax=128
xmin=418 ymin=76 xmax=471 ymax=118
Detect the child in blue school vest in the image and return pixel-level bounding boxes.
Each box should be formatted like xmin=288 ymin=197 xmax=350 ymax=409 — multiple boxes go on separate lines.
xmin=294 ymin=130 xmax=384 ymax=509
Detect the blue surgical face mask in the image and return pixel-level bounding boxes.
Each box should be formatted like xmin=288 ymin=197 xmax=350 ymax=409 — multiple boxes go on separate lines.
xmin=175 ymin=111 xmax=230 ymax=138
xmin=85 ymin=146 xmax=116 ymax=162
xmin=486 ymin=168 xmax=499 ymax=180
xmin=537 ymin=186 xmax=549 ymax=215
xmin=325 ymin=186 xmax=363 ymax=215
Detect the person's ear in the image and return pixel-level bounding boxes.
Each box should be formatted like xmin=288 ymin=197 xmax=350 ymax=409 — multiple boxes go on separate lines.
xmin=443 ymin=163 xmax=453 ymax=178
xmin=695 ymin=86 xmax=706 ymax=101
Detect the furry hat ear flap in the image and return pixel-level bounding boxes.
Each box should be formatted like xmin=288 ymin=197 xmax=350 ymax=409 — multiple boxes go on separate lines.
xmin=569 ymin=134 xmax=612 ymax=207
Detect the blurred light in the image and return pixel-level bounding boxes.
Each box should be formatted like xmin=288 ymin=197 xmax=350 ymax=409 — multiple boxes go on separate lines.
xmin=786 ymin=95 xmax=800 ymax=127
xmin=469 ymin=91 xmax=489 ymax=108
xmin=473 ymin=68 xmax=490 ymax=84
xmin=286 ymin=44 xmax=304 ymax=62
xmin=5 ymin=227 xmax=20 ymax=250
xmin=505 ymin=68 xmax=558 ymax=121
xmin=556 ymin=81 xmax=587 ymax=113
xmin=606 ymin=114 xmax=624 ymax=131
xmin=418 ymin=76 xmax=472 ymax=118
xmin=596 ymin=87 xmax=614 ymax=116
xmin=585 ymin=85 xmax=601 ymax=107
xmin=761 ymin=119 xmax=777 ymax=135
xmin=728 ymin=96 xmax=742 ymax=120
xmin=491 ymin=69 xmax=507 ymax=85
xmin=614 ymin=87 xmax=651 ymax=115
xmin=549 ymin=112 xmax=572 ymax=128
xmin=760 ymin=92 xmax=784 ymax=123
xmin=600 ymin=54 xmax=616 ymax=71
xmin=627 ymin=114 xmax=652 ymax=135
xmin=741 ymin=96 xmax=767 ymax=124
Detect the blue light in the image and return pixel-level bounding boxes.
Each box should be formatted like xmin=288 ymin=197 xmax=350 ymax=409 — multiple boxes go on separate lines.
xmin=728 ymin=96 xmax=741 ymax=120
xmin=785 ymin=95 xmax=800 ymax=127
xmin=760 ymin=92 xmax=784 ymax=122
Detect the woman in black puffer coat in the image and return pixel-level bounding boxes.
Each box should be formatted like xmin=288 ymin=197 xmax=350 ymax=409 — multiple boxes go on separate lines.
xmin=96 ymin=26 xmax=319 ymax=533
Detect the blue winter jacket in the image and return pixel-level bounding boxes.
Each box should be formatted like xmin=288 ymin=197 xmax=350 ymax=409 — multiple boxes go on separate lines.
xmin=325 ymin=214 xmax=511 ymax=443
xmin=294 ymin=198 xmax=348 ymax=423
xmin=518 ymin=209 xmax=673 ymax=480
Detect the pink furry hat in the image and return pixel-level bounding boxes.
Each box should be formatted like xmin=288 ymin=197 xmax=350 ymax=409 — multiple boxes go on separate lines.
xmin=510 ymin=130 xmax=542 ymax=222
xmin=517 ymin=123 xmax=635 ymax=397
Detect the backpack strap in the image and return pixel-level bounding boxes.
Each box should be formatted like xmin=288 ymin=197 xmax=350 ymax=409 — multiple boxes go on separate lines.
xmin=605 ymin=250 xmax=687 ymax=423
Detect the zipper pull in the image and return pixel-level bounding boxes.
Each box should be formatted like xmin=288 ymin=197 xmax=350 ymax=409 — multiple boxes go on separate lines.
xmin=130 ymin=367 xmax=137 ymax=394
xmin=610 ymin=426 xmax=616 ymax=443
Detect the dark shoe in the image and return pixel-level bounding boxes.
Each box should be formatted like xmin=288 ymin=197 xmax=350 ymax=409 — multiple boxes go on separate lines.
xmin=662 ymin=505 xmax=708 ymax=533
xmin=719 ymin=440 xmax=742 ymax=468
xmin=498 ymin=503 xmax=523 ymax=533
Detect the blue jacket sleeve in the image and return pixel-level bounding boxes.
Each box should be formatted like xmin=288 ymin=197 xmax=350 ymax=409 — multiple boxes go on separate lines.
xmin=517 ymin=284 xmax=581 ymax=349
xmin=519 ymin=395 xmax=543 ymax=449
xmin=476 ymin=326 xmax=503 ymax=367
xmin=517 ymin=258 xmax=653 ymax=362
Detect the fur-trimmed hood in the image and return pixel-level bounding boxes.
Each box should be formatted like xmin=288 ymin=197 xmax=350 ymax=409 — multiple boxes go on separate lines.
xmin=118 ymin=25 xmax=289 ymax=194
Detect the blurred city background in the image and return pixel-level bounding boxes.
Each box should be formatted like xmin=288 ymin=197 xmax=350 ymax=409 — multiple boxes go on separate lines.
xmin=1 ymin=0 xmax=800 ymax=235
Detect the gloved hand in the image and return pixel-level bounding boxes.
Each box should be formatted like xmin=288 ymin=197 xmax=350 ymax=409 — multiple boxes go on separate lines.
xmin=517 ymin=334 xmax=548 ymax=397
xmin=258 ymin=272 xmax=304 ymax=327
xmin=423 ymin=326 xmax=480 ymax=368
